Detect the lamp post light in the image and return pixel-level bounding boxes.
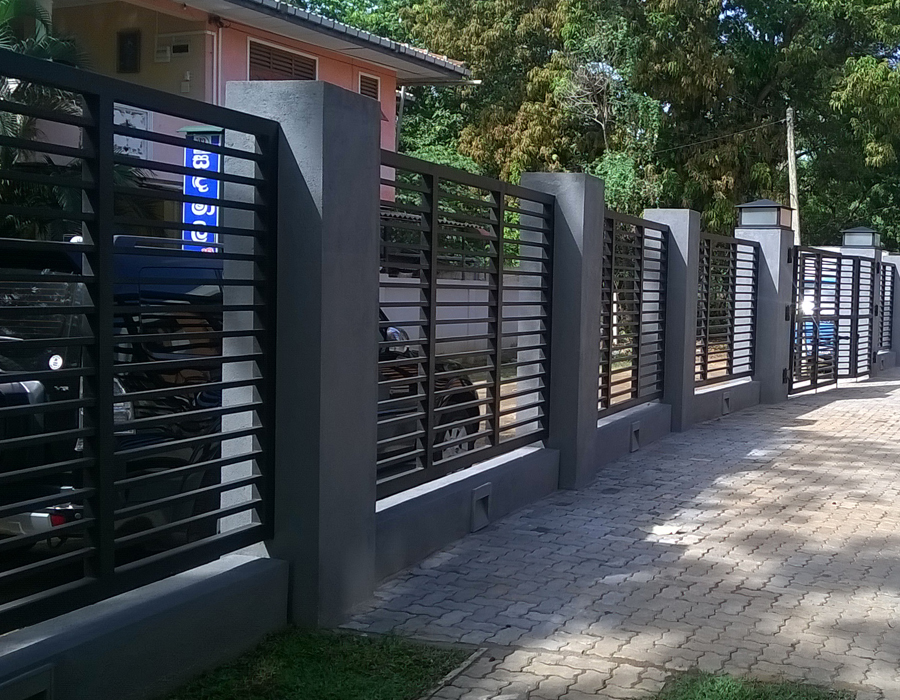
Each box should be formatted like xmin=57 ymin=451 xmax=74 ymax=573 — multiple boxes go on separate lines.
xmin=735 ymin=199 xmax=793 ymax=230
xmin=841 ymin=226 xmax=882 ymax=249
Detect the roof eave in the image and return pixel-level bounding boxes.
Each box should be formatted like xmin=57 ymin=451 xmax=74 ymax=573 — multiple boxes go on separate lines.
xmin=213 ymin=0 xmax=470 ymax=82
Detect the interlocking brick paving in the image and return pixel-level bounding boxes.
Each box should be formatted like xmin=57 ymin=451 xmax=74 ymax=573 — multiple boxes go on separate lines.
xmin=347 ymin=370 xmax=900 ymax=699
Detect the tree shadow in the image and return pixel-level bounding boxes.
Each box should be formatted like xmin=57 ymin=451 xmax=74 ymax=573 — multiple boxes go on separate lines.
xmin=348 ymin=368 xmax=900 ymax=694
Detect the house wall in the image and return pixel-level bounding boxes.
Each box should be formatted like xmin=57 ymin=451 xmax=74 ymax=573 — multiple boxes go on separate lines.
xmin=55 ymin=2 xmax=211 ymax=102
xmin=54 ymin=0 xmax=398 ymax=150
xmin=218 ymin=25 xmax=396 ymax=150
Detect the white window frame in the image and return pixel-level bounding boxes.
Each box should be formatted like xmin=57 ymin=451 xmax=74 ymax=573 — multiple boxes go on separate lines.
xmin=247 ymin=37 xmax=319 ymax=81
xmin=358 ymin=71 xmax=381 ymax=101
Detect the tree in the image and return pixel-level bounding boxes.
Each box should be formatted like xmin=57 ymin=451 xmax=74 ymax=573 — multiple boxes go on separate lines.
xmin=0 ymin=0 xmax=151 ymax=240
xmin=298 ymin=0 xmax=407 ymax=39
xmin=628 ymin=0 xmax=900 ymax=236
xmin=1 ymin=0 xmax=88 ymax=239
xmin=386 ymin=0 xmax=900 ymax=243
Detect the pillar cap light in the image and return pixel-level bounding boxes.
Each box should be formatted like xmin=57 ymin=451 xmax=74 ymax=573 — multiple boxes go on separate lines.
xmin=736 ymin=199 xmax=793 ymax=229
xmin=841 ymin=226 xmax=882 ymax=249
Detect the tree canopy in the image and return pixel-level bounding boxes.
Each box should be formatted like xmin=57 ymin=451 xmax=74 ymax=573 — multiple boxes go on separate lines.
xmin=301 ymin=0 xmax=900 ymax=246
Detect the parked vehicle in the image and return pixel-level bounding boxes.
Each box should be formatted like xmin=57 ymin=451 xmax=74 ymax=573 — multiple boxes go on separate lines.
xmin=0 ymin=238 xmax=223 ymax=555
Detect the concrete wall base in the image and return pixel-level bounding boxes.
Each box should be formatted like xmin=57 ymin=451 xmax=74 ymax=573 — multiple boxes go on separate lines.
xmin=375 ymin=447 xmax=560 ymax=581
xmin=594 ymin=402 xmax=672 ymax=471
xmin=0 ymin=556 xmax=288 ymax=700
xmin=692 ymin=379 xmax=760 ymax=425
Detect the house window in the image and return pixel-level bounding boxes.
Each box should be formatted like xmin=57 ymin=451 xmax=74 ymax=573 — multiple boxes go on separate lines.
xmin=249 ymin=41 xmax=317 ymax=81
xmin=359 ymin=73 xmax=380 ymax=100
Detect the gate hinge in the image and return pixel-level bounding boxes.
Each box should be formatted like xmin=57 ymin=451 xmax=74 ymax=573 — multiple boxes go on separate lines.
xmin=787 ymin=247 xmax=794 ymax=264
xmin=783 ymin=368 xmax=789 ymax=384
xmin=785 ymin=305 xmax=791 ymax=322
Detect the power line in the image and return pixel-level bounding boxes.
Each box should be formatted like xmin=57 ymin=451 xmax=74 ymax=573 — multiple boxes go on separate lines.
xmin=651 ymin=119 xmax=787 ymax=155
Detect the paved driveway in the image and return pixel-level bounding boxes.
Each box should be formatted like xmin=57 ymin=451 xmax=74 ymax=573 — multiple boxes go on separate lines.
xmin=348 ymin=370 xmax=900 ymax=700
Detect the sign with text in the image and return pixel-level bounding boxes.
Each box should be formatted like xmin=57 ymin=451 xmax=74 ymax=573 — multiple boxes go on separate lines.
xmin=182 ymin=132 xmax=222 ymax=252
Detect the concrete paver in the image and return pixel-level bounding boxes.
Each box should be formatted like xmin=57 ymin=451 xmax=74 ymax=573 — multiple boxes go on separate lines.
xmin=348 ymin=372 xmax=900 ymax=699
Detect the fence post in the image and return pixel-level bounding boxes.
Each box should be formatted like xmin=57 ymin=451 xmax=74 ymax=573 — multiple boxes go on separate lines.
xmin=519 ymin=173 xmax=604 ymax=489
xmin=643 ymin=209 xmax=701 ymax=431
xmin=226 ymin=81 xmax=381 ymax=626
xmin=735 ymin=201 xmax=795 ymax=403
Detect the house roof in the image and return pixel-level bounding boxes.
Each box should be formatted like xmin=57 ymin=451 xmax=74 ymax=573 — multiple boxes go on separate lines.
xmin=187 ymin=0 xmax=471 ymax=84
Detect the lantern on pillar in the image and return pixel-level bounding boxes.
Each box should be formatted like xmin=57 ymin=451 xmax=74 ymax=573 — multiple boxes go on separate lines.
xmin=736 ymin=199 xmax=793 ymax=229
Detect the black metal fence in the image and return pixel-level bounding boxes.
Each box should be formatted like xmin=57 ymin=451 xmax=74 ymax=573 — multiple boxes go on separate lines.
xmin=789 ymin=247 xmax=878 ymax=394
xmin=599 ymin=211 xmax=668 ymax=417
xmin=837 ymin=256 xmax=875 ymax=378
xmin=0 ymin=51 xmax=278 ymax=631
xmin=881 ymin=262 xmax=894 ymax=350
xmin=377 ymin=151 xmax=554 ymax=498
xmin=695 ymin=233 xmax=759 ymax=387
xmin=790 ymin=248 xmax=841 ymax=394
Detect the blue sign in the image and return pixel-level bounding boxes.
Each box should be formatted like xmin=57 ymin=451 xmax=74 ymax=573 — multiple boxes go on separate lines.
xmin=182 ymin=132 xmax=222 ymax=252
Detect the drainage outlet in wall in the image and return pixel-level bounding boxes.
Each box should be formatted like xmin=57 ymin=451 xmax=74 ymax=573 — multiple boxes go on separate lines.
xmin=0 ymin=666 xmax=54 ymax=700
xmin=722 ymin=391 xmax=732 ymax=415
xmin=471 ymin=482 xmax=492 ymax=532
xmin=630 ymin=421 xmax=641 ymax=453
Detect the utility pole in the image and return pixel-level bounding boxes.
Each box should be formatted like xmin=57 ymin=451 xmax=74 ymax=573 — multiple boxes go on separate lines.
xmin=786 ymin=107 xmax=801 ymax=245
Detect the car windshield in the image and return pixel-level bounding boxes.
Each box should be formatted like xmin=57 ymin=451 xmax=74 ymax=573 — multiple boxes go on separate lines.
xmin=0 ymin=273 xmax=85 ymax=373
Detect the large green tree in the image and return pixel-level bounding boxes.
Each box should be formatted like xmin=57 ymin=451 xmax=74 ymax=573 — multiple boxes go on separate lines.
xmin=395 ymin=0 xmax=900 ymax=243
xmin=298 ymin=0 xmax=900 ymax=245
xmin=630 ymin=0 xmax=900 ymax=239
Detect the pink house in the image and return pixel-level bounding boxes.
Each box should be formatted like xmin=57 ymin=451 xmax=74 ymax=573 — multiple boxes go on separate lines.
xmin=52 ymin=0 xmax=470 ymax=151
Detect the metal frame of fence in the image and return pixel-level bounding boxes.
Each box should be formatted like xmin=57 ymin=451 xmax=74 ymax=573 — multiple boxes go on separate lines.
xmin=0 ymin=50 xmax=278 ymax=632
xmin=695 ymin=232 xmax=759 ymax=388
xmin=790 ymin=247 xmax=841 ymax=394
xmin=837 ymin=256 xmax=876 ymax=378
xmin=599 ymin=210 xmax=668 ymax=417
xmin=377 ymin=151 xmax=554 ymax=498
xmin=881 ymin=262 xmax=894 ymax=350
xmin=789 ymin=247 xmax=878 ymax=395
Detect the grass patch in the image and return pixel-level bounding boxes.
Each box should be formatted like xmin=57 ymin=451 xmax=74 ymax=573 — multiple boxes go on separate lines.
xmin=165 ymin=628 xmax=470 ymax=700
xmin=656 ymin=672 xmax=853 ymax=700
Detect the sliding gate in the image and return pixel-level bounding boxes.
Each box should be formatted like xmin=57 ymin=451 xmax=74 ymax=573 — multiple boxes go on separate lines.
xmin=789 ymin=247 xmax=876 ymax=394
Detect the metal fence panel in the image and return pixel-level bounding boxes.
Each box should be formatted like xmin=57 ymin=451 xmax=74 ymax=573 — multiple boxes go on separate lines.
xmin=881 ymin=262 xmax=894 ymax=350
xmin=695 ymin=233 xmax=759 ymax=388
xmin=790 ymin=248 xmax=841 ymax=394
xmin=790 ymin=247 xmax=876 ymax=394
xmin=377 ymin=151 xmax=554 ymax=498
xmin=0 ymin=50 xmax=278 ymax=632
xmin=599 ymin=211 xmax=668 ymax=418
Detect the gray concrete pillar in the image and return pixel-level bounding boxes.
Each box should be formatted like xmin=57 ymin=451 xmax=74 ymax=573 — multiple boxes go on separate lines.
xmin=644 ymin=209 xmax=700 ymax=431
xmin=226 ymin=81 xmax=380 ymax=626
xmin=735 ymin=223 xmax=794 ymax=403
xmin=520 ymin=173 xmax=604 ymax=489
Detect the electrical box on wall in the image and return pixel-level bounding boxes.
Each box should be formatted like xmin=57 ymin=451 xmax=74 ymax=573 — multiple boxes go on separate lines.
xmin=154 ymin=45 xmax=171 ymax=63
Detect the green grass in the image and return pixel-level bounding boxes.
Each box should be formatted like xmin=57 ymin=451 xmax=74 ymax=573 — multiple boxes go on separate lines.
xmin=656 ymin=672 xmax=854 ymax=700
xmin=164 ymin=629 xmax=470 ymax=700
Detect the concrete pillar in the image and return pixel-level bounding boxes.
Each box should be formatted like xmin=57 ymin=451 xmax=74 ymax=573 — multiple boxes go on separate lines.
xmin=644 ymin=209 xmax=700 ymax=431
xmin=226 ymin=81 xmax=381 ymax=626
xmin=520 ymin=173 xmax=604 ymax=489
xmin=735 ymin=222 xmax=794 ymax=403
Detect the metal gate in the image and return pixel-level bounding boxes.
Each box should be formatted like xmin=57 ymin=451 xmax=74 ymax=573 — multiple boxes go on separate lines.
xmin=789 ymin=247 xmax=875 ymax=395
